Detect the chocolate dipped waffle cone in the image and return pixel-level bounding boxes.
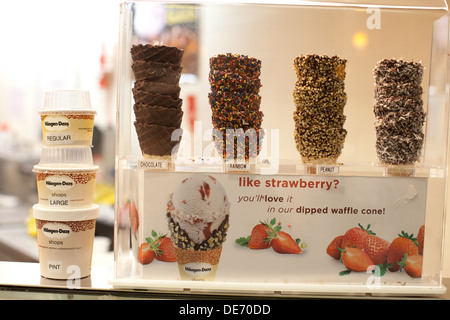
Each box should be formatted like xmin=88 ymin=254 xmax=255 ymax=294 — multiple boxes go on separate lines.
xmin=132 ymin=60 xmax=182 ymax=84
xmin=131 ymin=44 xmax=183 ymax=65
xmin=134 ymin=81 xmax=181 ymax=100
xmin=134 ymin=104 xmax=184 ymax=127
xmin=132 ymin=89 xmax=182 ymax=109
xmin=134 ymin=122 xmax=182 ymax=157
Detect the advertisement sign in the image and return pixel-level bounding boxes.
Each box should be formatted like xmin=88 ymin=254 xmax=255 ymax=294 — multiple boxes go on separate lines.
xmin=131 ymin=171 xmax=427 ymax=286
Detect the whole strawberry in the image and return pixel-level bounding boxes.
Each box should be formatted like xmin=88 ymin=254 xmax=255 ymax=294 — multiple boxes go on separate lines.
xmin=248 ymin=223 xmax=273 ymax=249
xmin=236 ymin=219 xmax=277 ymax=250
xmin=341 ymin=223 xmax=373 ymax=249
xmin=362 ymin=234 xmax=390 ymax=265
xmin=327 ymin=235 xmax=344 ymax=260
xmin=387 ymin=231 xmax=419 ymax=271
xmin=154 ymin=236 xmax=177 ymax=262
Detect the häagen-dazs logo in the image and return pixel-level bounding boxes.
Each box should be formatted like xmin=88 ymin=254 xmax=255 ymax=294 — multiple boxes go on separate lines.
xmin=183 ymin=262 xmax=213 ymax=277
xmin=42 ymin=222 xmax=72 ymax=240
xmin=45 ymin=175 xmax=75 ymax=191
xmin=44 ymin=116 xmax=71 ymax=131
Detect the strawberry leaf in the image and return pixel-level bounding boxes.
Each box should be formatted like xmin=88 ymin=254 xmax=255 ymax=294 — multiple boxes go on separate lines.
xmin=339 ymin=269 xmax=352 ymax=276
xmin=269 ymin=218 xmax=277 ymax=227
xmin=371 ymin=263 xmax=391 ymax=277
xmin=398 ymin=253 xmax=409 ymax=271
xmin=398 ymin=231 xmax=419 ymax=247
xmin=358 ymin=223 xmax=375 ymax=236
xmin=235 ymin=236 xmax=250 ymax=247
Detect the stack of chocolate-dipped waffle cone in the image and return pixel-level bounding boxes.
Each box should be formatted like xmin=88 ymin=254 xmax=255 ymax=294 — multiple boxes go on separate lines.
xmin=131 ymin=44 xmax=184 ymax=160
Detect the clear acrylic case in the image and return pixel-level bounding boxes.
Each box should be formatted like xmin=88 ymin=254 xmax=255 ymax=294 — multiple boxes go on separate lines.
xmin=112 ymin=0 xmax=449 ymax=296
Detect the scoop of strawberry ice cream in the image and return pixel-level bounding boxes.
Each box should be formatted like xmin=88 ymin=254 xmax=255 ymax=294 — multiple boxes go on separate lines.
xmin=167 ymin=175 xmax=230 ymax=244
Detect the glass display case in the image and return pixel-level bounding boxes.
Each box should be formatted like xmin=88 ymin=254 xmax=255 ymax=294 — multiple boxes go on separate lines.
xmin=112 ymin=0 xmax=449 ymax=296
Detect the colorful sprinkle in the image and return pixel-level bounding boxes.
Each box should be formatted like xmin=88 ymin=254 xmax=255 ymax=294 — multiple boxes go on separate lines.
xmin=209 ymin=53 xmax=264 ymax=160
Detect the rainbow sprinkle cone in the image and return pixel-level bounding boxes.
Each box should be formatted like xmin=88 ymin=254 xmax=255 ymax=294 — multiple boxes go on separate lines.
xmin=208 ymin=53 xmax=264 ymax=161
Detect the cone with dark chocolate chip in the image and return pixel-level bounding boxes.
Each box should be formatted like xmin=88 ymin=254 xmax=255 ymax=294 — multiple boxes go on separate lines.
xmin=373 ymin=59 xmax=425 ymax=166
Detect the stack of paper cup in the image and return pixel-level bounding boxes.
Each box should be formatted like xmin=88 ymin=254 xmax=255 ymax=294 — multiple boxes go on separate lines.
xmin=33 ymin=90 xmax=99 ymax=280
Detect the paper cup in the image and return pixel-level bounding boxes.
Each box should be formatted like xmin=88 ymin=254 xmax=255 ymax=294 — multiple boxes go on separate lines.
xmin=33 ymin=204 xmax=99 ymax=280
xmin=39 ymin=90 xmax=96 ymax=146
xmin=33 ymin=164 xmax=98 ymax=209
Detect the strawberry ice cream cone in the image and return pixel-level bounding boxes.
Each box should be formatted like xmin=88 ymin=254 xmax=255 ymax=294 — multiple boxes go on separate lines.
xmin=166 ymin=175 xmax=230 ymax=281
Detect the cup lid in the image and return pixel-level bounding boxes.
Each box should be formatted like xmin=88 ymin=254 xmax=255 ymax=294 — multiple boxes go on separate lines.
xmin=38 ymin=146 xmax=94 ymax=166
xmin=40 ymin=90 xmax=95 ymax=113
xmin=33 ymin=204 xmax=100 ymax=221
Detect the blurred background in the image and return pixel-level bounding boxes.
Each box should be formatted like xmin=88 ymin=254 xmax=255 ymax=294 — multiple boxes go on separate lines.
xmin=0 ymin=0 xmax=449 ymax=284
xmin=0 ymin=0 xmax=121 ymax=263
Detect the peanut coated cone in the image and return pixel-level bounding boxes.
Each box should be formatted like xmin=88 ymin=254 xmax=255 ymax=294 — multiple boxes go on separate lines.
xmin=134 ymin=122 xmax=182 ymax=157
xmin=134 ymin=103 xmax=184 ymax=127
